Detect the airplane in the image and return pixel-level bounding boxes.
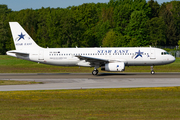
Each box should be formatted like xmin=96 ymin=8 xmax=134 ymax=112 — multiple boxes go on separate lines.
xmin=6 ymin=22 xmax=176 ymax=75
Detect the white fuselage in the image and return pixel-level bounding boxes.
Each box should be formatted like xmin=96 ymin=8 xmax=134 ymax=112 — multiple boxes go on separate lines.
xmin=7 ymin=47 xmax=175 ymax=67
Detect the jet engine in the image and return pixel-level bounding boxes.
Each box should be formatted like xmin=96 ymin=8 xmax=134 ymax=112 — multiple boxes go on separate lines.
xmin=101 ymin=62 xmax=125 ymax=72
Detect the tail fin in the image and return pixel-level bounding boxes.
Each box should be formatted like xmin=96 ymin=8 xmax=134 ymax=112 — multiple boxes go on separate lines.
xmin=9 ymin=22 xmax=41 ymax=50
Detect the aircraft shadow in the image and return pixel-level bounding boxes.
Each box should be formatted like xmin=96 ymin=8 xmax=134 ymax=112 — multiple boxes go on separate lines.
xmin=97 ymin=73 xmax=136 ymax=76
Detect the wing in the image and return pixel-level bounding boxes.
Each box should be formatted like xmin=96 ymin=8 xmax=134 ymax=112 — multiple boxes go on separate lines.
xmin=76 ymin=55 xmax=109 ymax=66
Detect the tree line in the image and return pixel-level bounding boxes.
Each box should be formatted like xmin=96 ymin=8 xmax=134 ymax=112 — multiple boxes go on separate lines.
xmin=0 ymin=0 xmax=180 ymax=55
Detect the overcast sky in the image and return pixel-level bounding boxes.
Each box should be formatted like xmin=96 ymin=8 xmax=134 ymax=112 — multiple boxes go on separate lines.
xmin=1 ymin=0 xmax=173 ymax=11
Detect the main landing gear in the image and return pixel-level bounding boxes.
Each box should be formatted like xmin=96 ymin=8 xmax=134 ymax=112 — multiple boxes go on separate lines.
xmin=151 ymin=66 xmax=155 ymax=75
xmin=92 ymin=69 xmax=99 ymax=75
xmin=92 ymin=65 xmax=99 ymax=75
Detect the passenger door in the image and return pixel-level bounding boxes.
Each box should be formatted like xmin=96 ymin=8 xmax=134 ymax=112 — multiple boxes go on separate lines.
xmin=150 ymin=48 xmax=156 ymax=59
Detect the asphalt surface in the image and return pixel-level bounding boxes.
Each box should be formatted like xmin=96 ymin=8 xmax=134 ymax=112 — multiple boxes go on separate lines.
xmin=0 ymin=72 xmax=180 ymax=91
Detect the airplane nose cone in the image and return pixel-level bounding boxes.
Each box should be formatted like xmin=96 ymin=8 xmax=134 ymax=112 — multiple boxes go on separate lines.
xmin=170 ymin=55 xmax=176 ymax=63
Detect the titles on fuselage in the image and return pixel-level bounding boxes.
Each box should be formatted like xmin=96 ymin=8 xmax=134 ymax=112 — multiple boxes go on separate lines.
xmin=97 ymin=49 xmax=129 ymax=54
xmin=49 ymin=49 xmax=129 ymax=55
xmin=50 ymin=51 xmax=60 ymax=54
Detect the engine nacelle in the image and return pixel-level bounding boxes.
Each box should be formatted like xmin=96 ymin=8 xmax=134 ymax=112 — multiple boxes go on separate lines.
xmin=101 ymin=62 xmax=125 ymax=72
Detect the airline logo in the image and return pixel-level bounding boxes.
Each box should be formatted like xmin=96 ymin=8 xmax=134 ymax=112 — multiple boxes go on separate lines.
xmin=16 ymin=32 xmax=25 ymax=41
xmin=134 ymin=50 xmax=143 ymax=59
xmin=97 ymin=49 xmax=147 ymax=59
xmin=97 ymin=49 xmax=129 ymax=54
xmin=15 ymin=32 xmax=32 ymax=46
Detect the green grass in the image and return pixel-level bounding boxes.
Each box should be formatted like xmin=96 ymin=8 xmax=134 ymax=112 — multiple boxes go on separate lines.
xmin=0 ymin=80 xmax=43 ymax=85
xmin=0 ymin=55 xmax=92 ymax=73
xmin=0 ymin=55 xmax=180 ymax=73
xmin=0 ymin=87 xmax=180 ymax=119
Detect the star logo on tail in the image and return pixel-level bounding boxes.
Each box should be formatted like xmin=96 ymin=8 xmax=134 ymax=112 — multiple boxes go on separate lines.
xmin=134 ymin=50 xmax=143 ymax=59
xmin=18 ymin=32 xmax=25 ymax=41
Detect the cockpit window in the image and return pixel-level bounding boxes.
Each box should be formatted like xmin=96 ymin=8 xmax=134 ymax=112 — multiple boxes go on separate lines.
xmin=161 ymin=52 xmax=169 ymax=55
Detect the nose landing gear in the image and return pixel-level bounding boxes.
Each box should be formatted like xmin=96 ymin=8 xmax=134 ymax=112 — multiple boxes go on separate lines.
xmin=151 ymin=66 xmax=155 ymax=74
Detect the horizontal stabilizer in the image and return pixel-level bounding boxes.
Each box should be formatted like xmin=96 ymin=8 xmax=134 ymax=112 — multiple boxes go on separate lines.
xmin=7 ymin=50 xmax=29 ymax=55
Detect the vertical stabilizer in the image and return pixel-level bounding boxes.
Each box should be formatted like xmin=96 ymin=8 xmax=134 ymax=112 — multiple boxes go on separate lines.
xmin=9 ymin=22 xmax=41 ymax=50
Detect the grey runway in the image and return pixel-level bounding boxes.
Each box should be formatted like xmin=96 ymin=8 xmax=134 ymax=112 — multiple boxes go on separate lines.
xmin=0 ymin=73 xmax=180 ymax=91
